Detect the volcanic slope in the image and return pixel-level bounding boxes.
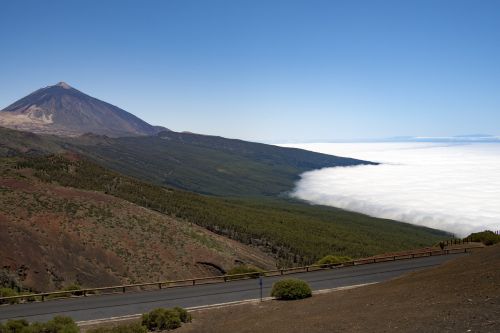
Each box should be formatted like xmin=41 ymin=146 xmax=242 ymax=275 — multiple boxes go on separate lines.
xmin=0 ymin=82 xmax=166 ymax=137
xmin=5 ymin=154 xmax=448 ymax=269
xmin=0 ymin=156 xmax=275 ymax=292
xmin=0 ymin=125 xmax=371 ymax=197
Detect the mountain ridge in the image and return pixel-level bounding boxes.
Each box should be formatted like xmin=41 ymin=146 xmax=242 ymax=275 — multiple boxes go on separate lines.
xmin=0 ymin=125 xmax=375 ymax=197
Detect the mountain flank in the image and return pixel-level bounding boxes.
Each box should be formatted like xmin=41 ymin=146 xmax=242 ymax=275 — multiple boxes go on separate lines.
xmin=0 ymin=125 xmax=374 ymax=196
xmin=0 ymin=156 xmax=275 ymax=292
xmin=5 ymin=153 xmax=447 ymax=267
xmin=0 ymin=82 xmax=375 ymax=196
xmin=0 ymin=82 xmax=167 ymax=137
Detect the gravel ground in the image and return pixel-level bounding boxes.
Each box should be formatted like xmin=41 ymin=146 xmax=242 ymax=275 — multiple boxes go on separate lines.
xmin=177 ymin=245 xmax=500 ymax=333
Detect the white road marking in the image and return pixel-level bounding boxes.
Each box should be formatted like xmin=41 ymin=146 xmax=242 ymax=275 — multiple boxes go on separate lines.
xmin=77 ymin=282 xmax=377 ymax=327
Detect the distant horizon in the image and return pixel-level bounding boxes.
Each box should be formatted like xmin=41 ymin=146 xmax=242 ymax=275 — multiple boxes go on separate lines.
xmin=267 ymin=134 xmax=500 ymax=144
xmin=2 ymin=80 xmax=499 ymax=144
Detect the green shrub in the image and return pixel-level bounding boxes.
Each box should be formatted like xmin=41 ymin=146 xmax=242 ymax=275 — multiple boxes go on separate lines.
xmin=0 ymin=288 xmax=19 ymax=304
xmin=141 ymin=308 xmax=181 ymax=331
xmin=466 ymin=230 xmax=500 ymax=246
xmin=23 ymin=323 xmax=45 ymax=333
xmin=42 ymin=316 xmax=79 ymax=333
xmin=271 ymin=278 xmax=312 ymax=300
xmin=172 ymin=307 xmax=191 ymax=323
xmin=4 ymin=319 xmax=29 ymax=333
xmin=47 ymin=284 xmax=83 ymax=299
xmin=1 ymin=316 xmax=78 ymax=333
xmin=87 ymin=322 xmax=147 ymax=333
xmin=226 ymin=265 xmax=264 ymax=280
xmin=316 ymin=255 xmax=352 ymax=267
xmin=62 ymin=284 xmax=84 ymax=296
xmin=0 ymin=270 xmax=20 ymax=290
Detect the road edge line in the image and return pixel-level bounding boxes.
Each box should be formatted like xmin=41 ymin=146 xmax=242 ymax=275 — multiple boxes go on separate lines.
xmin=76 ymin=282 xmax=377 ymax=327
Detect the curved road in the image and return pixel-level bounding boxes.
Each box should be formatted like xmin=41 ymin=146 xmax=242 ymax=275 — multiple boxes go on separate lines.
xmin=0 ymin=253 xmax=465 ymax=323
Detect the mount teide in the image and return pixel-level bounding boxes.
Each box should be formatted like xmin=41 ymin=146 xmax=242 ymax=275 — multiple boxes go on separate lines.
xmin=0 ymin=82 xmax=167 ymax=137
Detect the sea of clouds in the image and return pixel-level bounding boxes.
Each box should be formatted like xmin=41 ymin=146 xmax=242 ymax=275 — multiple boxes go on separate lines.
xmin=280 ymin=142 xmax=500 ymax=237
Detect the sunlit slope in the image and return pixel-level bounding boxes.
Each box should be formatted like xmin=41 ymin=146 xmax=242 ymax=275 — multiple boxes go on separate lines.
xmin=0 ymin=157 xmax=275 ymax=292
xmin=16 ymin=154 xmax=448 ymax=266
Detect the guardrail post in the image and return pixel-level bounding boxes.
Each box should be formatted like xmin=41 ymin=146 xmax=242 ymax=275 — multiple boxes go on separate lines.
xmin=158 ymin=283 xmax=162 ymax=289
xmin=224 ymin=276 xmax=227 ymax=282
xmin=83 ymin=290 xmax=87 ymax=297
xmin=192 ymin=280 xmax=195 ymax=286
xmin=122 ymin=287 xmax=125 ymax=293
xmin=306 ymin=267 xmax=309 ymax=272
xmin=41 ymin=294 xmax=45 ymax=302
xmin=280 ymin=270 xmax=283 ymax=275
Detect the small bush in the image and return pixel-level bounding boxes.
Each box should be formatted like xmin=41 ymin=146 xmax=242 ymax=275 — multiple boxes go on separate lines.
xmin=172 ymin=307 xmax=192 ymax=323
xmin=141 ymin=308 xmax=182 ymax=331
xmin=47 ymin=284 xmax=83 ymax=299
xmin=0 ymin=288 xmax=19 ymax=304
xmin=226 ymin=265 xmax=264 ymax=280
xmin=63 ymin=284 xmax=83 ymax=296
xmin=316 ymin=255 xmax=352 ymax=267
xmin=42 ymin=316 xmax=79 ymax=333
xmin=87 ymin=322 xmax=147 ymax=333
xmin=0 ymin=317 xmax=78 ymax=333
xmin=4 ymin=319 xmax=29 ymax=333
xmin=271 ymin=278 xmax=312 ymax=300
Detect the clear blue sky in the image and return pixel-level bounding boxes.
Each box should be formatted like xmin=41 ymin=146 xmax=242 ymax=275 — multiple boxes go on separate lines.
xmin=1 ymin=0 xmax=499 ymax=142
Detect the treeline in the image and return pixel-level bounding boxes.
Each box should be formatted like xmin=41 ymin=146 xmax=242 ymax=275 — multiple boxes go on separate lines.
xmin=16 ymin=155 xmax=448 ymax=266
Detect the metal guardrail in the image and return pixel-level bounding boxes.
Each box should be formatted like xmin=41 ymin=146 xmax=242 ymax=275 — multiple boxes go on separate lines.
xmin=0 ymin=246 xmax=481 ymax=304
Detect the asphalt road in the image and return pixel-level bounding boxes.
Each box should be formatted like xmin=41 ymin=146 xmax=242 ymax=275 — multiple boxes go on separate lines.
xmin=0 ymin=253 xmax=465 ymax=323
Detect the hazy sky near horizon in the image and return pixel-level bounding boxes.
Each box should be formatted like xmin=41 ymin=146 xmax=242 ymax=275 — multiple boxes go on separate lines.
xmin=1 ymin=0 xmax=499 ymax=142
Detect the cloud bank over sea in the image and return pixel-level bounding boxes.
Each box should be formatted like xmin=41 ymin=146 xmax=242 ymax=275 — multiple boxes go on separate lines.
xmin=280 ymin=142 xmax=500 ymax=237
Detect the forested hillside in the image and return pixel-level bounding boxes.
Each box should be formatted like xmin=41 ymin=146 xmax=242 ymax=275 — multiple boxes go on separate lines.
xmin=15 ymin=154 xmax=448 ymax=266
xmin=0 ymin=157 xmax=275 ymax=292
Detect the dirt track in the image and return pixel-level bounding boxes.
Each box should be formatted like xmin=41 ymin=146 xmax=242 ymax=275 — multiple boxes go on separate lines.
xmin=178 ymin=245 xmax=500 ymax=333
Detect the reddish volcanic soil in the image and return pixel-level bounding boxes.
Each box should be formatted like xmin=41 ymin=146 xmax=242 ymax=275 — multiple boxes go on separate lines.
xmin=0 ymin=161 xmax=275 ymax=292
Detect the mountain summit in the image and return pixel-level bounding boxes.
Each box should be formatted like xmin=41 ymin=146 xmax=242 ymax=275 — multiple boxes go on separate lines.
xmin=0 ymin=82 xmax=167 ymax=137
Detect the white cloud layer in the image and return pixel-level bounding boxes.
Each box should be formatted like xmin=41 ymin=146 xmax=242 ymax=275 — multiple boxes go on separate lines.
xmin=280 ymin=142 xmax=500 ymax=237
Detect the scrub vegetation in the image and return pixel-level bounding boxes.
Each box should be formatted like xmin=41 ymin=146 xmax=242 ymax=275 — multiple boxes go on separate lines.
xmin=15 ymin=154 xmax=448 ymax=267
xmin=466 ymin=230 xmax=500 ymax=246
xmin=0 ymin=316 xmax=78 ymax=333
xmin=271 ymin=279 xmax=312 ymax=300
